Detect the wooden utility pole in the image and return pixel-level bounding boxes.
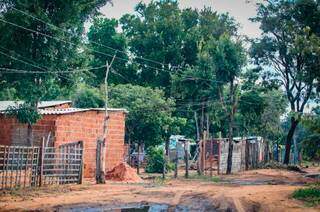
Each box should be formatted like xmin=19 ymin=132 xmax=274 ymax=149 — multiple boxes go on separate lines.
xmin=97 ymin=54 xmax=116 ymax=184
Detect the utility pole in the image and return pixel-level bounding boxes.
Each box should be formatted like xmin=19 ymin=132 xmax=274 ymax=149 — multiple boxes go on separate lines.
xmin=97 ymin=54 xmax=116 ymax=184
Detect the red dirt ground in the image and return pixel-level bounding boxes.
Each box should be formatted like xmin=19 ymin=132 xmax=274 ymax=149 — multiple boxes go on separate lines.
xmin=0 ymin=168 xmax=319 ymax=211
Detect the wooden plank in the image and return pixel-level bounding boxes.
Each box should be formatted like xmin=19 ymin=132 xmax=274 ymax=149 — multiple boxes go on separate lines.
xmin=23 ymin=148 xmax=28 ymax=188
xmin=39 ymin=139 xmax=45 ymax=187
xmin=78 ymin=141 xmax=84 ymax=184
xmin=1 ymin=146 xmax=7 ymax=189
xmin=9 ymin=146 xmax=14 ymax=188
xmin=30 ymin=147 xmax=35 ymax=187
xmin=15 ymin=147 xmax=21 ymax=187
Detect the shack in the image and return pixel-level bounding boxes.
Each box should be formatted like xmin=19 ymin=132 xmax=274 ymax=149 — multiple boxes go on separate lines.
xmin=0 ymin=101 xmax=127 ymax=179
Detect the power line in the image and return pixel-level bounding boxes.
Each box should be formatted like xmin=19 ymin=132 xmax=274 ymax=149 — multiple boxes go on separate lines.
xmin=0 ymin=17 xmax=175 ymax=75
xmin=0 ymin=50 xmax=47 ymax=71
xmin=0 ymin=49 xmax=107 ymax=74
xmin=11 ymin=7 xmax=178 ymax=69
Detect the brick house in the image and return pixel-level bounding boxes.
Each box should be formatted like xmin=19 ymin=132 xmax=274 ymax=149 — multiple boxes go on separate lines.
xmin=0 ymin=101 xmax=127 ymax=178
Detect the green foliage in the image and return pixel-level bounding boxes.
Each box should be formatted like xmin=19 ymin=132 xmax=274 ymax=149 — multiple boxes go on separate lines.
xmin=188 ymin=173 xmax=220 ymax=183
xmin=6 ymin=103 xmax=41 ymax=124
xmin=145 ymin=146 xmax=173 ymax=173
xmin=109 ymin=84 xmax=185 ymax=148
xmin=87 ymin=17 xmax=133 ymax=86
xmin=292 ymin=187 xmax=320 ymax=206
xmin=251 ymin=0 xmax=320 ymax=163
xmin=73 ymin=85 xmax=104 ymax=108
xmin=301 ymin=114 xmax=320 ymax=160
xmin=0 ymin=0 xmax=111 ymax=125
xmin=0 ymin=87 xmax=17 ymax=100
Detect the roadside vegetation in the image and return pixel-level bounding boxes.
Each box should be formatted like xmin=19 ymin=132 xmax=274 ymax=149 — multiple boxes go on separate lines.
xmin=293 ymin=184 xmax=320 ymax=206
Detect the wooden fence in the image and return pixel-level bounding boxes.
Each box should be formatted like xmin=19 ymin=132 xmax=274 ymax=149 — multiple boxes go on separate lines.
xmin=40 ymin=141 xmax=84 ymax=186
xmin=0 ymin=141 xmax=83 ymax=190
xmin=0 ymin=145 xmax=40 ymax=189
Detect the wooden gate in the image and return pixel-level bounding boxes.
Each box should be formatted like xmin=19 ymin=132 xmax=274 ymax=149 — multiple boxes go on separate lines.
xmin=40 ymin=141 xmax=83 ymax=186
xmin=0 ymin=145 xmax=40 ymax=189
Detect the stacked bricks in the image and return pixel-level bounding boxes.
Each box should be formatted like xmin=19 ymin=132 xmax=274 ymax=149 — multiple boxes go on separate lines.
xmin=0 ymin=115 xmax=56 ymax=146
xmin=0 ymin=109 xmax=126 ymax=179
xmin=54 ymin=110 xmax=126 ymax=178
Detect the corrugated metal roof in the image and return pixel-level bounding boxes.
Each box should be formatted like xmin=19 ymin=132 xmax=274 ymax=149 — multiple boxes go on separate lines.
xmin=0 ymin=101 xmax=128 ymax=114
xmin=39 ymin=108 xmax=128 ymax=115
xmin=0 ymin=101 xmax=72 ymax=111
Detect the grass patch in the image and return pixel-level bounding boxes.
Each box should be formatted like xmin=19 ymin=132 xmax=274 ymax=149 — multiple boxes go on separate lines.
xmin=292 ymin=187 xmax=320 ymax=207
xmin=188 ymin=173 xmax=220 ymax=183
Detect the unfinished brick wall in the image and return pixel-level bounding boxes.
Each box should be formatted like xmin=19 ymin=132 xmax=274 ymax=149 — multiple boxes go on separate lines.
xmin=0 ymin=115 xmax=56 ymax=146
xmin=0 ymin=109 xmax=126 ymax=179
xmin=0 ymin=116 xmax=14 ymax=146
xmin=54 ymin=110 xmax=126 ymax=178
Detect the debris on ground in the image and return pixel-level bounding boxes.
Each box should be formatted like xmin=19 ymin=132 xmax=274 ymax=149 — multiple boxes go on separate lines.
xmin=261 ymin=161 xmax=306 ymax=173
xmin=105 ymin=162 xmax=143 ymax=183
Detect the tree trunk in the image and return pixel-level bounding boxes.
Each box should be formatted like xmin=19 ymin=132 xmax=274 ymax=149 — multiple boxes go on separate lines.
xmin=200 ymin=103 xmax=204 ymax=138
xmin=226 ymin=81 xmax=236 ymax=174
xmin=137 ymin=143 xmax=140 ymax=175
xmin=27 ymin=123 xmax=33 ymax=146
xmin=284 ymin=117 xmax=299 ymax=164
xmin=276 ymin=139 xmax=279 ymax=162
xmin=165 ymin=139 xmax=169 ymax=156
xmin=194 ymin=111 xmax=201 ymax=175
xmin=194 ymin=111 xmax=200 ymax=142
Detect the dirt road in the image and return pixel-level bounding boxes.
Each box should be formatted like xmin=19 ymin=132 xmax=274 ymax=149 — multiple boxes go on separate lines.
xmin=0 ymin=169 xmax=319 ymax=211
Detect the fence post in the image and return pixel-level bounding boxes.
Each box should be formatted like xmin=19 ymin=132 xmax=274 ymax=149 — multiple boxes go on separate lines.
xmin=78 ymin=141 xmax=84 ymax=184
xmin=39 ymin=138 xmax=45 ymax=187
xmin=174 ymin=140 xmax=178 ymax=178
xmin=162 ymin=146 xmax=166 ymax=179
xmin=185 ymin=140 xmax=189 ymax=179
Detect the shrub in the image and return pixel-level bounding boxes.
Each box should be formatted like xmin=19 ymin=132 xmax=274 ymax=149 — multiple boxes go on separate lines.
xmin=145 ymin=146 xmax=173 ymax=173
xmin=73 ymin=85 xmax=104 ymax=108
xmin=292 ymin=187 xmax=320 ymax=206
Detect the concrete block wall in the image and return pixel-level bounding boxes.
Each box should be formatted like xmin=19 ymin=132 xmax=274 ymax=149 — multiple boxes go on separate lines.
xmin=218 ymin=140 xmax=245 ymax=174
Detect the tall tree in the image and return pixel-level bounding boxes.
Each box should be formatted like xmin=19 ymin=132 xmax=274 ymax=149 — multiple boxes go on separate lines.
xmin=0 ymin=0 xmax=111 ymax=144
xmin=120 ymin=0 xmax=185 ymax=93
xmin=109 ymin=84 xmax=185 ymax=173
xmin=251 ymin=0 xmax=320 ymax=164
xmin=209 ymin=34 xmax=246 ymax=174
xmin=87 ymin=17 xmax=137 ymax=86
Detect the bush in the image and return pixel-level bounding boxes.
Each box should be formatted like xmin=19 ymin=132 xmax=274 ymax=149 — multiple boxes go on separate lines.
xmin=292 ymin=187 xmax=320 ymax=206
xmin=145 ymin=146 xmax=173 ymax=173
xmin=73 ymin=86 xmax=104 ymax=108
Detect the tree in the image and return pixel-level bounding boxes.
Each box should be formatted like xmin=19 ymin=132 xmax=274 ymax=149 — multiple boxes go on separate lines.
xmin=208 ymin=34 xmax=246 ymax=174
xmin=109 ymin=84 xmax=185 ymax=148
xmin=0 ymin=0 xmax=111 ymax=145
xmin=109 ymin=84 xmax=185 ymax=173
xmin=301 ymin=108 xmax=320 ymax=161
xmin=120 ymin=0 xmax=185 ymax=93
xmin=87 ymin=17 xmax=137 ymax=86
xmin=73 ymin=84 xmax=104 ymax=108
xmin=251 ymin=0 xmax=320 ymax=164
xmin=171 ymin=7 xmax=240 ymax=142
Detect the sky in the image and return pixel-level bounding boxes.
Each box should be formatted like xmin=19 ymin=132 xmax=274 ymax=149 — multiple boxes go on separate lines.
xmin=99 ymin=0 xmax=263 ymax=38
